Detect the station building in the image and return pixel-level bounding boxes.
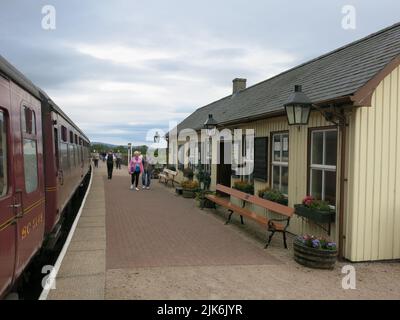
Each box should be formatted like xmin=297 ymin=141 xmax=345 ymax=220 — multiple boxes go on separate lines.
xmin=167 ymin=23 xmax=400 ymax=262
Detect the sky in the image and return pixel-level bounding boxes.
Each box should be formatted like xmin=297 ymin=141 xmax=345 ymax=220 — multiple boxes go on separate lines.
xmin=1 ymin=0 xmax=399 ymax=146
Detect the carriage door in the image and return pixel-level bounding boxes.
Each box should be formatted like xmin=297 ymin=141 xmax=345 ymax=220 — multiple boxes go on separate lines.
xmin=15 ymin=105 xmax=45 ymax=273
xmin=0 ymin=106 xmax=16 ymax=296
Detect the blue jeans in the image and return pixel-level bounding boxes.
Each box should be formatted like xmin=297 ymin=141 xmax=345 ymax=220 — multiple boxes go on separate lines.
xmin=142 ymin=170 xmax=151 ymax=187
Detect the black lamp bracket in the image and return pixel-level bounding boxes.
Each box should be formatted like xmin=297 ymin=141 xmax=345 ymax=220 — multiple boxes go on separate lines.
xmin=312 ymin=104 xmax=347 ymax=127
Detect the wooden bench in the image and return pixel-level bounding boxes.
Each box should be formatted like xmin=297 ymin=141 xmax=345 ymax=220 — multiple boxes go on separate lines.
xmin=206 ymin=184 xmax=294 ymax=249
xmin=158 ymin=168 xmax=178 ymax=187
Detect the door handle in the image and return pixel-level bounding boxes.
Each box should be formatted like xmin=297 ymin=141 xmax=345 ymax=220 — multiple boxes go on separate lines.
xmin=59 ymin=169 xmax=64 ymax=185
xmin=9 ymin=203 xmax=21 ymax=208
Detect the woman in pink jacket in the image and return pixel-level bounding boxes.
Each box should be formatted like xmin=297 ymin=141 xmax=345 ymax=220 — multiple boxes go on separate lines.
xmin=129 ymin=151 xmax=144 ymax=190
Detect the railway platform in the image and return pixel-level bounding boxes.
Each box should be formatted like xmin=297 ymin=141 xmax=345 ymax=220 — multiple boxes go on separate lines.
xmin=42 ymin=163 xmax=400 ymax=300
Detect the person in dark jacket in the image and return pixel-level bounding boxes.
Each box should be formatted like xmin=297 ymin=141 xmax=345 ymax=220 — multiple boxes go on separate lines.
xmin=105 ymin=150 xmax=115 ymax=179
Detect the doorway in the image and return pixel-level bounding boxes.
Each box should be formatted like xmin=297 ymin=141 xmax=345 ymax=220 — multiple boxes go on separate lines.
xmin=217 ymin=138 xmax=232 ymax=189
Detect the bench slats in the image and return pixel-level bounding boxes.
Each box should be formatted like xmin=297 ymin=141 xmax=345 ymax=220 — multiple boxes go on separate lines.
xmin=216 ymin=184 xmax=294 ymax=217
xmin=206 ymin=195 xmax=268 ymax=226
xmin=206 ymin=185 xmax=292 ymax=248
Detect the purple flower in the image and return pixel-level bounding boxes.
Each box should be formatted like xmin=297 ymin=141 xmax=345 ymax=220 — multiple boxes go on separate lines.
xmin=311 ymin=239 xmax=320 ymax=248
xmin=326 ymin=242 xmax=337 ymax=250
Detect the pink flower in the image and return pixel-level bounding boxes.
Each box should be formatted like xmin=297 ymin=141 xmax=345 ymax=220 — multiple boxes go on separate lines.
xmin=302 ymin=195 xmax=314 ymax=207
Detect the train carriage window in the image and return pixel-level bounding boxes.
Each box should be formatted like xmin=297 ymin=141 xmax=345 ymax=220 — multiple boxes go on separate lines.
xmin=0 ymin=111 xmax=8 ymax=197
xmin=61 ymin=126 xmax=67 ymax=142
xmin=69 ymin=131 xmax=73 ymax=144
xmin=60 ymin=143 xmax=69 ymax=171
xmin=67 ymin=144 xmax=72 ymax=169
xmin=54 ymin=128 xmax=59 ymax=170
xmin=21 ymin=106 xmax=39 ymax=193
xmin=73 ymin=145 xmax=77 ymax=167
xmin=23 ymin=139 xmax=38 ymax=193
xmin=21 ymin=106 xmax=36 ymax=134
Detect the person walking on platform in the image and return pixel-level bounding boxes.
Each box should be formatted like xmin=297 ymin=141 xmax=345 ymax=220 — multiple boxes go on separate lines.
xmin=116 ymin=150 xmax=122 ymax=169
xmin=105 ymin=150 xmax=115 ymax=179
xmin=129 ymin=150 xmax=143 ymax=191
xmin=92 ymin=150 xmax=100 ymax=168
xmin=141 ymin=155 xmax=153 ymax=190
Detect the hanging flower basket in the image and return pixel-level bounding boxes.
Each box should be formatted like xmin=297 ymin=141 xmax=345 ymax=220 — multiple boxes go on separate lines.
xmin=293 ymin=235 xmax=338 ymax=270
xmin=294 ymin=196 xmax=335 ymax=224
xmin=294 ymin=204 xmax=335 ymax=223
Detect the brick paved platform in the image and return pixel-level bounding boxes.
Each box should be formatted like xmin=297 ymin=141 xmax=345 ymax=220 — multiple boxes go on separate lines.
xmin=105 ymin=175 xmax=281 ymax=269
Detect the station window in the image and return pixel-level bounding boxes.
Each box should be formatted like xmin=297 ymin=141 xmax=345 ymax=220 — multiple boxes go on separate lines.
xmin=254 ymin=137 xmax=268 ymax=181
xmin=271 ymin=132 xmax=289 ymax=195
xmin=309 ymin=129 xmax=338 ymax=206
xmin=0 ymin=111 xmax=8 ymax=197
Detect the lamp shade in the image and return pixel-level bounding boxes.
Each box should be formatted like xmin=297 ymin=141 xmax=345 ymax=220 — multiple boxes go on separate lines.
xmin=204 ymin=114 xmax=217 ymax=136
xmin=284 ymin=85 xmax=312 ymax=125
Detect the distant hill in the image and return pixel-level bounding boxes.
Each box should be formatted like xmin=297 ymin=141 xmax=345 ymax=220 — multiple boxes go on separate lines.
xmin=91 ymin=141 xmax=118 ymax=148
xmin=90 ymin=142 xmax=148 ymax=155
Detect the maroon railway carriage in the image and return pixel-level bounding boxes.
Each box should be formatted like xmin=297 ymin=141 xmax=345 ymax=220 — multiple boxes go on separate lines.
xmin=0 ymin=55 xmax=91 ymax=298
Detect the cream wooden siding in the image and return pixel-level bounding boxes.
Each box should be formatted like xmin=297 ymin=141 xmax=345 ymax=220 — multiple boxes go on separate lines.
xmin=346 ymin=65 xmax=400 ymax=262
xmin=226 ymin=113 xmax=343 ymax=240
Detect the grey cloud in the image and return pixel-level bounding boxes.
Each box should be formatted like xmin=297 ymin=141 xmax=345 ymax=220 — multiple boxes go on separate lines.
xmin=1 ymin=0 xmax=400 ymax=145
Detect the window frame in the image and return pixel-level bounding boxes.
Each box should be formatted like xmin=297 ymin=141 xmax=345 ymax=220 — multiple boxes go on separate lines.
xmin=308 ymin=127 xmax=338 ymax=206
xmin=271 ymin=131 xmax=289 ymax=196
xmin=61 ymin=126 xmax=67 ymax=142
xmin=0 ymin=109 xmax=9 ymax=198
xmin=21 ymin=105 xmax=39 ymax=194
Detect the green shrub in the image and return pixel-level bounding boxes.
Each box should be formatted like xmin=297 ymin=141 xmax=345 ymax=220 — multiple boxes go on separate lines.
xmin=233 ymin=180 xmax=254 ymax=195
xmin=181 ymin=180 xmax=199 ymax=190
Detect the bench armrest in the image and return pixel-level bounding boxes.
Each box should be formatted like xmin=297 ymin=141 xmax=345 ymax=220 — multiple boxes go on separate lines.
xmin=268 ymin=217 xmax=291 ymax=230
xmin=268 ymin=217 xmax=290 ymax=222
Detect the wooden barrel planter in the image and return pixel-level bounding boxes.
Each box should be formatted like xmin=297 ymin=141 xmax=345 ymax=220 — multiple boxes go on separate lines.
xmin=293 ymin=238 xmax=337 ymax=270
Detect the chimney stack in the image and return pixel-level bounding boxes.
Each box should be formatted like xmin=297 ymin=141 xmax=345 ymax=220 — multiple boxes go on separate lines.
xmin=232 ymin=78 xmax=247 ymax=94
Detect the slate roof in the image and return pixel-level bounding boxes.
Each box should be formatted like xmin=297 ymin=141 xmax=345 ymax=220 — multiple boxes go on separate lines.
xmin=177 ymin=22 xmax=400 ymax=132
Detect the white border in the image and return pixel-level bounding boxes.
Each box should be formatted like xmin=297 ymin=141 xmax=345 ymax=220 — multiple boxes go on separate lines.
xmin=38 ymin=166 xmax=93 ymax=300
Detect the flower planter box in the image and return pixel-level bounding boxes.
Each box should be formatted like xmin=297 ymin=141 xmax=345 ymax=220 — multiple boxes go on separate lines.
xmin=182 ymin=189 xmax=197 ymax=198
xmin=294 ymin=204 xmax=335 ymax=224
xmin=293 ymin=238 xmax=337 ymax=269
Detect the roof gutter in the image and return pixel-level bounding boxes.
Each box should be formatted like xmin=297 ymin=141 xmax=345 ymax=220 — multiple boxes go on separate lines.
xmin=217 ymin=95 xmax=354 ymax=128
